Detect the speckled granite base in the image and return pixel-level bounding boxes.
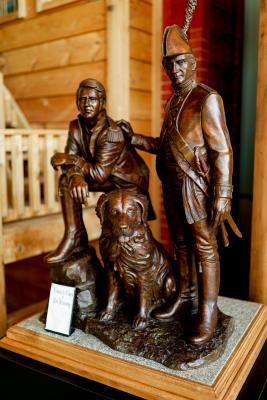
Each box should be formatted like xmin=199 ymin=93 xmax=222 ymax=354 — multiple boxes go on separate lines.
xmin=84 ymin=309 xmax=234 ymax=370
xmin=18 ymin=297 xmax=261 ymax=386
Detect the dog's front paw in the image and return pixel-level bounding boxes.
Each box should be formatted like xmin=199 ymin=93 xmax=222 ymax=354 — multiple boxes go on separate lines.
xmin=133 ymin=315 xmax=150 ymax=329
xmin=98 ymin=309 xmax=114 ymax=322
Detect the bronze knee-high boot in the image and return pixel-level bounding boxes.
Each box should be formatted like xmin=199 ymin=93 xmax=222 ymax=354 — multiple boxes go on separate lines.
xmin=189 ymin=261 xmax=220 ymax=345
xmin=154 ymin=245 xmax=198 ymax=321
xmin=45 ymin=175 xmax=88 ymax=264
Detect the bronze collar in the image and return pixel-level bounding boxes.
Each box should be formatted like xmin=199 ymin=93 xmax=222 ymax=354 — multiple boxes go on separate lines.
xmin=173 ymin=79 xmax=197 ymax=97
xmin=78 ymin=109 xmax=108 ymax=136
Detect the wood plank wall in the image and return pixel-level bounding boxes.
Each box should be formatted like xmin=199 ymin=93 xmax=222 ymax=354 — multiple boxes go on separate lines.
xmin=0 ymin=0 xmax=107 ymax=129
xmin=129 ymin=0 xmax=156 ymax=201
xmin=130 ymin=0 xmax=152 ymax=138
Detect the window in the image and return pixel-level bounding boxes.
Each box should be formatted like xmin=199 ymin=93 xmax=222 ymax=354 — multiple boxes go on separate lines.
xmin=0 ymin=0 xmax=26 ymax=23
xmin=36 ymin=0 xmax=78 ymax=12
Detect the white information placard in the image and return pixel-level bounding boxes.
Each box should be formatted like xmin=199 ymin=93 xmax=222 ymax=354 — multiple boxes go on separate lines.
xmin=45 ymin=283 xmax=76 ymax=336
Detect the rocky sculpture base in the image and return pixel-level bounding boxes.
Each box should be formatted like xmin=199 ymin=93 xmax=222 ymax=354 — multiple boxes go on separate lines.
xmin=84 ymin=309 xmax=234 ymax=370
xmin=40 ymin=245 xmax=104 ymax=325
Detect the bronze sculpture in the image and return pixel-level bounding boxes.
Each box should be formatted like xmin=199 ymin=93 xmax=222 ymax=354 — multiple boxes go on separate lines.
xmin=96 ymin=190 xmax=176 ymax=329
xmin=119 ymin=0 xmax=241 ymax=345
xmin=41 ymin=1 xmax=239 ymax=368
xmin=45 ymin=78 xmax=155 ymax=265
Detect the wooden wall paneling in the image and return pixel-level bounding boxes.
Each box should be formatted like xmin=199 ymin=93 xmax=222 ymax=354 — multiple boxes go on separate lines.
xmin=3 ymin=31 xmax=106 ymax=76
xmin=130 ymin=0 xmax=152 ymax=32
xmin=106 ymin=0 xmax=130 ymax=120
xmin=0 ymin=0 xmax=106 ymax=52
xmin=149 ymin=0 xmax=162 ymax=240
xmin=130 ymin=59 xmax=152 ymax=91
xmin=18 ymin=96 xmax=77 ymax=124
xmin=130 ymin=119 xmax=152 ymax=135
xmin=130 ymin=90 xmax=152 ymax=121
xmin=5 ymin=62 xmax=106 ymax=100
xmin=250 ymin=0 xmax=267 ymax=304
xmin=130 ymin=29 xmax=152 ymax=61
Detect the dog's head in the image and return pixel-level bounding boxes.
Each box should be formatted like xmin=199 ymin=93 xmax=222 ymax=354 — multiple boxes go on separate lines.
xmin=96 ymin=190 xmax=148 ymax=239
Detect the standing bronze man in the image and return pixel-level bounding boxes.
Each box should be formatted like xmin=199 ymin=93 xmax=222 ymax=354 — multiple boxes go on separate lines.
xmin=119 ymin=5 xmax=235 ymax=344
xmin=46 ymin=78 xmax=154 ymax=265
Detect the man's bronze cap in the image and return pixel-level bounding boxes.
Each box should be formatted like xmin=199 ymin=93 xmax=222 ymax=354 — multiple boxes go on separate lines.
xmin=162 ymin=24 xmax=193 ymax=58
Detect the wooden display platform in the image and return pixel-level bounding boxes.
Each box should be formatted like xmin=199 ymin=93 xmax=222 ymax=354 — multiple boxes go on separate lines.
xmin=0 ymin=303 xmax=266 ymax=400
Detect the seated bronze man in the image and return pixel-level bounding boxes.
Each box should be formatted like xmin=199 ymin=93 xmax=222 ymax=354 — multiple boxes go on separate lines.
xmin=45 ymin=79 xmax=155 ymax=264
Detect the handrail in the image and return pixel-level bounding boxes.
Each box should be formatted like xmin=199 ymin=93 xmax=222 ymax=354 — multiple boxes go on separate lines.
xmin=4 ymin=86 xmax=30 ymax=129
xmin=0 ymin=72 xmax=30 ymax=129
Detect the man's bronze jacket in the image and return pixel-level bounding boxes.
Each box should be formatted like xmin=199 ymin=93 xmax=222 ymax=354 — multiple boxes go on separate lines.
xmin=65 ymin=110 xmax=150 ymax=193
xmin=132 ymin=83 xmax=233 ymax=199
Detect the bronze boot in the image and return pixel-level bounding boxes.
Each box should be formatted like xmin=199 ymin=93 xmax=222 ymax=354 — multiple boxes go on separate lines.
xmin=153 ymin=247 xmax=197 ymax=321
xmin=189 ymin=261 xmax=219 ymax=345
xmin=44 ymin=175 xmax=88 ymax=264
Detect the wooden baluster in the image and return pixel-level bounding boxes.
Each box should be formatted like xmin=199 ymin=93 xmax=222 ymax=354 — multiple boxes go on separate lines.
xmin=54 ymin=133 xmax=66 ymax=211
xmin=0 ymin=73 xmax=5 ymax=129
xmin=0 ymin=132 xmax=8 ymax=218
xmin=58 ymin=132 xmax=67 ymax=153
xmin=0 ymin=131 xmax=6 ymax=338
xmin=0 ymin=182 xmax=7 ymax=337
xmin=28 ymin=132 xmax=41 ymax=215
xmin=11 ymin=134 xmax=24 ymax=218
xmin=43 ymin=133 xmax=56 ymax=213
xmin=4 ymin=90 xmax=12 ymax=127
xmin=11 ymin=104 xmax=18 ymax=128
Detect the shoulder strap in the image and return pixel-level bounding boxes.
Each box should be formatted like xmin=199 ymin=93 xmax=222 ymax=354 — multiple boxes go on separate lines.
xmin=168 ymin=89 xmax=196 ymax=165
xmin=168 ymin=134 xmax=209 ymax=197
xmin=106 ymin=117 xmax=124 ymax=142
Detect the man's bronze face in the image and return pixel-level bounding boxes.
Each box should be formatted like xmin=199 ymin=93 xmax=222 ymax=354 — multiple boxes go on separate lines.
xmin=77 ymin=87 xmax=102 ymax=119
xmin=163 ymin=54 xmax=195 ymax=86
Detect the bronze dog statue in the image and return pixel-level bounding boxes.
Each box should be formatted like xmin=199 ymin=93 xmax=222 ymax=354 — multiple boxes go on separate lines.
xmin=96 ymin=190 xmax=176 ymax=329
